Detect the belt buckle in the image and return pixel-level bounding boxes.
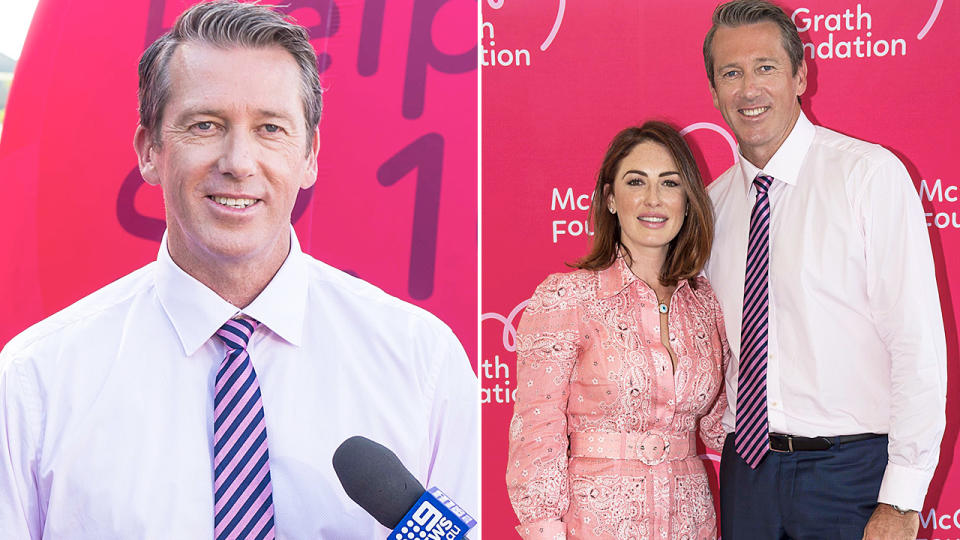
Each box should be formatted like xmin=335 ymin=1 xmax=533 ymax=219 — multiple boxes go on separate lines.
xmin=769 ymin=433 xmax=793 ymax=453
xmin=635 ymin=432 xmax=670 ymax=465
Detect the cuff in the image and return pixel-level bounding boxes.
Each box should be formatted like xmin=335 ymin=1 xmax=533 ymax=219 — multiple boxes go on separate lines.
xmin=516 ymin=518 xmax=566 ymax=540
xmin=877 ymin=461 xmax=934 ymax=511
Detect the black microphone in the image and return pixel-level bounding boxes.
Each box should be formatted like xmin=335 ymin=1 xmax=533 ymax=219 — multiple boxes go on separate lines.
xmin=332 ymin=436 xmax=475 ymax=539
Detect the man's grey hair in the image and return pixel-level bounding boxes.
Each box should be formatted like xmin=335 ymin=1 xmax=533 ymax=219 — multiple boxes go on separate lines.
xmin=137 ymin=0 xmax=323 ymax=146
xmin=702 ymin=0 xmax=804 ymax=87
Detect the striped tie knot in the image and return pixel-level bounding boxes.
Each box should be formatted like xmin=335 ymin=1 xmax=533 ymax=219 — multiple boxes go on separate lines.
xmin=754 ymin=174 xmax=774 ymax=194
xmin=216 ymin=317 xmax=260 ymax=351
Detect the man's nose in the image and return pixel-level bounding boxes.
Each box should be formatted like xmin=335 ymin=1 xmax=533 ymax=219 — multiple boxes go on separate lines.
xmin=741 ymin=71 xmax=762 ymax=99
xmin=218 ymin=130 xmax=257 ymax=179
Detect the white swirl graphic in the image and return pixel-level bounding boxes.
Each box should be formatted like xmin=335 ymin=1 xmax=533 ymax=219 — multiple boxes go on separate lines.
xmin=917 ymin=0 xmax=943 ymax=40
xmin=680 ymin=122 xmax=739 ymax=165
xmin=481 ymin=299 xmax=530 ymax=352
xmin=484 ymin=0 xmax=565 ymax=51
xmin=540 ymin=0 xmax=565 ymax=51
xmin=698 ymin=452 xmax=721 ymax=463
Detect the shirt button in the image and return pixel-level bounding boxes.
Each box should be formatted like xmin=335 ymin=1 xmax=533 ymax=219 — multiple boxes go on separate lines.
xmin=771 ymin=401 xmax=779 ymax=408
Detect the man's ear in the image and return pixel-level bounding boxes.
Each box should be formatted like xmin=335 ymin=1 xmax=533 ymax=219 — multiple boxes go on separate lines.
xmin=795 ymin=59 xmax=808 ymax=97
xmin=134 ymin=125 xmax=161 ymax=186
xmin=301 ymin=126 xmax=320 ymax=190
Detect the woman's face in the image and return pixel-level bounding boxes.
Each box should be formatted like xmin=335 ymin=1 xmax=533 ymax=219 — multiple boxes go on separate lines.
xmin=606 ymin=141 xmax=688 ymax=261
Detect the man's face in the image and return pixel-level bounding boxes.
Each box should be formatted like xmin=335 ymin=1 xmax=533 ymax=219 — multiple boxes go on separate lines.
xmin=709 ymin=22 xmax=806 ymax=168
xmin=135 ymin=43 xmax=319 ymax=272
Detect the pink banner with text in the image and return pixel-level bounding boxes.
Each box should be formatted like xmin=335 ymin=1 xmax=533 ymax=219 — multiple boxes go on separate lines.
xmin=0 ymin=0 xmax=478 ymax=368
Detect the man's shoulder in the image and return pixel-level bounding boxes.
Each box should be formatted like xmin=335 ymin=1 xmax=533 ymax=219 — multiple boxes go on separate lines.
xmin=300 ymin=254 xmax=457 ymax=342
xmin=812 ymin=124 xmax=903 ymax=170
xmin=297 ymin=255 xmax=469 ymax=388
xmin=708 ymin=163 xmax=740 ymax=187
xmin=707 ymin=162 xmax=742 ymax=204
xmin=0 ymin=263 xmax=157 ymax=365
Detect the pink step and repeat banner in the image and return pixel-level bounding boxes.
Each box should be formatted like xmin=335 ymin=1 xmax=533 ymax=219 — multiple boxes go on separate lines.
xmin=0 ymin=0 xmax=477 ymax=367
xmin=482 ymin=1 xmax=960 ymax=538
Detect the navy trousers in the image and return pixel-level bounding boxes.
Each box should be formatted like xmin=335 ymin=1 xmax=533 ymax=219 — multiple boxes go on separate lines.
xmin=719 ymin=433 xmax=888 ymax=539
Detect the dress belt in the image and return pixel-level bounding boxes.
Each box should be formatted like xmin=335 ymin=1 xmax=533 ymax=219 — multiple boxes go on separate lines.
xmin=768 ymin=432 xmax=885 ymax=452
xmin=569 ymin=431 xmax=697 ymax=465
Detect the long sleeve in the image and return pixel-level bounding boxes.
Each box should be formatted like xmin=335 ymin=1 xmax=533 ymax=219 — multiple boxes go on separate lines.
xmin=855 ymin=149 xmax=947 ymax=510
xmin=424 ymin=324 xmax=480 ymax=536
xmin=698 ymin=285 xmax=730 ymax=453
xmin=0 ymin=350 xmax=44 ymax=540
xmin=506 ymin=273 xmax=581 ymax=540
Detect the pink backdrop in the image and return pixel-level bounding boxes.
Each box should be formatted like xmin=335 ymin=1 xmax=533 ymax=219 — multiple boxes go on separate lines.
xmin=481 ymin=1 xmax=959 ymax=538
xmin=0 ymin=0 xmax=478 ymax=370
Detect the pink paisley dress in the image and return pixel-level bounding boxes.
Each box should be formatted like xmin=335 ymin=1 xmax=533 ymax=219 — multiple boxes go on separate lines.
xmin=506 ymin=257 xmax=729 ymax=540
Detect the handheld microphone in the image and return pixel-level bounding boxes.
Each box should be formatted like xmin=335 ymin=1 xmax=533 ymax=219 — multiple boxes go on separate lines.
xmin=332 ymin=436 xmax=476 ymax=540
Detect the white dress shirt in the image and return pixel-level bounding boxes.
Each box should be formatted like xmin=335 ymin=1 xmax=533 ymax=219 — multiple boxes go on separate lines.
xmin=705 ymin=112 xmax=947 ymax=510
xmin=0 ymin=230 xmax=479 ymax=539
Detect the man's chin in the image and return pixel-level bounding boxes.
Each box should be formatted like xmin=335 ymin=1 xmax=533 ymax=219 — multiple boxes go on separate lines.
xmin=175 ymin=232 xmax=262 ymax=265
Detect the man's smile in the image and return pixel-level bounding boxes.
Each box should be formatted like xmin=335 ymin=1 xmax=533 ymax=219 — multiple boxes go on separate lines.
xmin=740 ymin=106 xmax=770 ymax=117
xmin=208 ymin=195 xmax=259 ymax=209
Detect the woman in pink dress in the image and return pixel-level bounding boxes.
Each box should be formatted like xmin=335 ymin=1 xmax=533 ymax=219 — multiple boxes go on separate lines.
xmin=506 ymin=122 xmax=729 ymax=540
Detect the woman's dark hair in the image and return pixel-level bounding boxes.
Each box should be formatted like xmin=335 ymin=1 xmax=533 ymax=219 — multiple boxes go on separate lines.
xmin=575 ymin=121 xmax=714 ymax=288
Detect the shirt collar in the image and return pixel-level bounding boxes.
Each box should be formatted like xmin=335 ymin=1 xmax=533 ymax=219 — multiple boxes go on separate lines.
xmin=597 ymin=251 xmax=690 ymax=299
xmin=156 ymin=227 xmax=309 ymax=355
xmin=736 ymin=110 xmax=815 ymax=188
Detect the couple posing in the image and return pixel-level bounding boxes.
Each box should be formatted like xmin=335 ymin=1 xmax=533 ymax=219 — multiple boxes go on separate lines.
xmin=506 ymin=1 xmax=946 ymax=539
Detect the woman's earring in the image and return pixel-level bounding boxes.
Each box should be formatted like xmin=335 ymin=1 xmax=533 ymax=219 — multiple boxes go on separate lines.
xmin=609 ymin=207 xmax=616 ymax=214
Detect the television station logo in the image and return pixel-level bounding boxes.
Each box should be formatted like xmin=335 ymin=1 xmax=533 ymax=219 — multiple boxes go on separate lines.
xmin=791 ymin=2 xmax=944 ymax=60
xmin=481 ymin=0 xmax=564 ymax=68
xmin=391 ymin=487 xmax=475 ymax=540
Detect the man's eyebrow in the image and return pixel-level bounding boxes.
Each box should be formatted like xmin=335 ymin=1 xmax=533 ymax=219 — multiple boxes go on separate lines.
xmin=174 ymin=108 xmax=225 ymax=122
xmin=173 ymin=108 xmax=297 ymax=122
xmin=255 ymin=109 xmax=297 ymax=122
xmin=716 ymin=57 xmax=782 ymax=72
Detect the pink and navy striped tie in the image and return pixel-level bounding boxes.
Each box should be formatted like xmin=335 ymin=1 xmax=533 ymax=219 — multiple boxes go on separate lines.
xmin=735 ymin=174 xmax=774 ymax=469
xmin=213 ymin=317 xmax=276 ymax=540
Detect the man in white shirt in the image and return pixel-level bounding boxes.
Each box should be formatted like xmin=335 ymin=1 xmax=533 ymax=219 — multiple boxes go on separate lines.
xmin=0 ymin=2 xmax=478 ymax=538
xmin=701 ymin=1 xmax=946 ymax=539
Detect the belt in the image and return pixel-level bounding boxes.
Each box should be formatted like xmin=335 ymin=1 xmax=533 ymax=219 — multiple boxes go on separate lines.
xmin=768 ymin=432 xmax=885 ymax=452
xmin=569 ymin=431 xmax=697 ymax=465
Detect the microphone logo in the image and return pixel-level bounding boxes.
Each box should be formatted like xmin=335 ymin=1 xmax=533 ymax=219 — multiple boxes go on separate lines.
xmin=390 ymin=487 xmax=476 ymax=540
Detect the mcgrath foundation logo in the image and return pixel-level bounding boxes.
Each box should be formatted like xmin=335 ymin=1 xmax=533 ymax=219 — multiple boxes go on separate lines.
xmin=481 ymin=0 xmax=565 ymax=67
xmin=791 ymin=2 xmax=943 ymax=60
xmin=920 ymin=178 xmax=960 ymax=229
xmin=480 ymin=299 xmax=528 ymax=406
xmin=919 ymin=506 xmax=960 ymax=535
